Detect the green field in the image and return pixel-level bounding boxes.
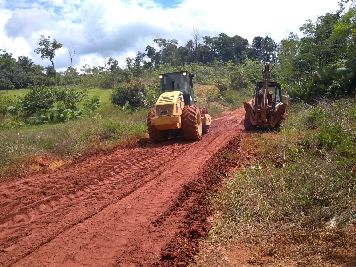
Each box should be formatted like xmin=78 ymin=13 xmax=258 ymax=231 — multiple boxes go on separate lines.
xmin=0 ymin=88 xmax=113 ymax=108
xmin=0 ymin=89 xmax=27 ymax=98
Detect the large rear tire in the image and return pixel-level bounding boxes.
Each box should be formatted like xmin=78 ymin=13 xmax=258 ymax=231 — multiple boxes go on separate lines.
xmin=182 ymin=106 xmax=203 ymax=141
xmin=244 ymin=114 xmax=254 ymax=131
xmin=243 ymin=102 xmax=255 ymax=131
xmin=147 ymin=108 xmax=165 ymax=142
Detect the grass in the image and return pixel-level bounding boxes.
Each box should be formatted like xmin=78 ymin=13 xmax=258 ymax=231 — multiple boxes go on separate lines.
xmin=0 ymin=87 xmax=113 ymax=108
xmin=0 ymin=88 xmax=147 ymax=179
xmin=0 ymin=108 xmax=147 ymax=179
xmin=0 ymin=89 xmax=27 ymax=98
xmin=86 ymin=88 xmax=113 ymax=109
xmin=195 ymin=84 xmax=251 ymax=116
xmin=193 ymin=98 xmax=356 ymax=266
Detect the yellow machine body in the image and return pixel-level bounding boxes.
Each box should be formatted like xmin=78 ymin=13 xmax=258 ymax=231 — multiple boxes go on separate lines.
xmin=151 ymin=91 xmax=184 ymax=130
xmin=147 ymin=71 xmax=212 ymax=142
xmin=150 ymin=90 xmax=212 ymax=131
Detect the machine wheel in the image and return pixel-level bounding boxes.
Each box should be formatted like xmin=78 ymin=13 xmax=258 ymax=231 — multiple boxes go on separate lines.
xmin=147 ymin=108 xmax=165 ymax=142
xmin=200 ymin=107 xmax=209 ymax=115
xmin=182 ymin=106 xmax=203 ymax=141
xmin=202 ymin=125 xmax=210 ymax=134
xmin=201 ymin=107 xmax=210 ymax=134
xmin=244 ymin=115 xmax=254 ymax=131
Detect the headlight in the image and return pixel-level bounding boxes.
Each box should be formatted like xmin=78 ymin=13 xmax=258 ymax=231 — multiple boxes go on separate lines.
xmin=182 ymin=72 xmax=187 ymax=76
xmin=159 ymin=75 xmax=163 ymax=79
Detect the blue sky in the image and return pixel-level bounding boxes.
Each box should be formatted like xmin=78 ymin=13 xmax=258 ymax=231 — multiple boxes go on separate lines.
xmin=154 ymin=0 xmax=182 ymax=8
xmin=0 ymin=0 xmax=342 ymax=69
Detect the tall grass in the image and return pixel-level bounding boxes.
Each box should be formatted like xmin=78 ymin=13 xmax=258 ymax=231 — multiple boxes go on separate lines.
xmin=0 ymin=88 xmax=147 ymax=178
xmin=194 ymin=98 xmax=356 ymax=266
xmin=194 ymin=84 xmax=251 ymax=116
xmin=0 ymin=108 xmax=147 ymax=177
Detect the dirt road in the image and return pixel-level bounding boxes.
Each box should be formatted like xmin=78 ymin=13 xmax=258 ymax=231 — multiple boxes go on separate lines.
xmin=0 ymin=108 xmax=245 ymax=266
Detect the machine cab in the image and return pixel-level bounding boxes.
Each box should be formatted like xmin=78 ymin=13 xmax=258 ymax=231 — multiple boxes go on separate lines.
xmin=159 ymin=71 xmax=195 ymax=105
xmin=255 ymin=81 xmax=283 ymax=108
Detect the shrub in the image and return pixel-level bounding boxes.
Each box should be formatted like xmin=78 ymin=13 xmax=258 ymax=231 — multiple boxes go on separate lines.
xmin=21 ymin=87 xmax=86 ymax=123
xmin=145 ymin=84 xmax=160 ymax=107
xmin=230 ymin=68 xmax=249 ymax=90
xmin=111 ymin=81 xmax=147 ymax=109
xmin=0 ymin=96 xmax=13 ymax=116
xmin=83 ymin=96 xmax=101 ymax=112
xmin=220 ymin=90 xmax=241 ymax=106
xmin=22 ymin=87 xmax=55 ymax=117
xmin=219 ymin=98 xmax=356 ymax=229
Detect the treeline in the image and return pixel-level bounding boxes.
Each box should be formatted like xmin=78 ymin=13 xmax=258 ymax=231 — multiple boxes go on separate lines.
xmin=126 ymin=34 xmax=276 ymax=68
xmin=0 ymin=49 xmax=82 ymax=89
xmin=0 ymin=51 xmax=45 ymax=89
xmin=277 ymin=4 xmax=356 ymax=100
xmin=0 ymin=1 xmax=355 ymax=103
xmin=0 ymin=33 xmax=277 ymax=90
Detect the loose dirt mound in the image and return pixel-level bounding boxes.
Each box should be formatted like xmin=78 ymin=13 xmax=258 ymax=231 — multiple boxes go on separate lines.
xmin=0 ymin=108 xmax=246 ymax=266
xmin=158 ymin=136 xmax=253 ymax=266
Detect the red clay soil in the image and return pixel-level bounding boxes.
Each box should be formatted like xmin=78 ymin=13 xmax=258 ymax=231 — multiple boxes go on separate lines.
xmin=0 ymin=107 xmax=247 ymax=267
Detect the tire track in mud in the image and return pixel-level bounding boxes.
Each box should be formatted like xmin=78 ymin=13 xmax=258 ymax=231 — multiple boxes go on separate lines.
xmin=0 ymin=144 xmax=192 ymax=265
xmin=0 ymin=107 xmax=245 ymax=266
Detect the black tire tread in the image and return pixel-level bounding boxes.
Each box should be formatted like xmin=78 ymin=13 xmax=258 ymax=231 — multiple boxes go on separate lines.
xmin=182 ymin=106 xmax=202 ymax=141
xmin=147 ymin=108 xmax=165 ymax=142
xmin=244 ymin=114 xmax=254 ymax=131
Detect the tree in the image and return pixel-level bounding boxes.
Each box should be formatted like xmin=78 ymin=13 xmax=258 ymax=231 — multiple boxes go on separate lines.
xmin=279 ymin=5 xmax=356 ymax=100
xmin=0 ymin=50 xmax=44 ymax=89
xmin=16 ymin=56 xmax=43 ymax=88
xmin=249 ymin=36 xmax=277 ymax=63
xmin=0 ymin=50 xmax=17 ymax=89
xmin=202 ymin=33 xmax=249 ymax=64
xmin=126 ymin=57 xmax=134 ymax=70
xmin=68 ymin=47 xmax=75 ymax=67
xmin=133 ymin=52 xmax=145 ymax=77
xmin=201 ymin=36 xmax=218 ymax=63
xmin=34 ymin=35 xmax=63 ymax=69
xmin=192 ymin=28 xmax=200 ymax=63
xmin=144 ymin=45 xmax=158 ymax=68
xmin=106 ymin=57 xmax=119 ymax=72
xmin=153 ymin=38 xmax=178 ymax=65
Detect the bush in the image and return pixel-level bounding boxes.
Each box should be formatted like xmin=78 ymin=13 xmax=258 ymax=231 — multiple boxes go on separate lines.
xmin=145 ymin=84 xmax=160 ymax=107
xmin=83 ymin=96 xmax=101 ymax=112
xmin=219 ymin=98 xmax=356 ymax=228
xmin=21 ymin=87 xmax=86 ymax=124
xmin=22 ymin=87 xmax=55 ymax=117
xmin=230 ymin=68 xmax=249 ymax=90
xmin=220 ymin=90 xmax=241 ymax=106
xmin=0 ymin=96 xmax=13 ymax=116
xmin=111 ymin=81 xmax=147 ymax=109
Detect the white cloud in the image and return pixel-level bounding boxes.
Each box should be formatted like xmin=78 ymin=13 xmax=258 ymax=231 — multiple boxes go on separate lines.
xmin=0 ymin=8 xmax=32 ymax=59
xmin=0 ymin=0 xmax=341 ymax=69
xmin=5 ymin=8 xmax=53 ymax=38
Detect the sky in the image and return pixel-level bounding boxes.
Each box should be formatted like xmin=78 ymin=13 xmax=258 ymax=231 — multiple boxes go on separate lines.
xmin=0 ymin=0 xmax=341 ymax=69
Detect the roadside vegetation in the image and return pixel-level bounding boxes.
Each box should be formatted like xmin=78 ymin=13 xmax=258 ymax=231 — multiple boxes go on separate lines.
xmin=193 ymin=2 xmax=356 ymax=265
xmin=0 ymin=88 xmax=147 ymax=178
xmin=194 ymin=99 xmax=356 ymax=266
